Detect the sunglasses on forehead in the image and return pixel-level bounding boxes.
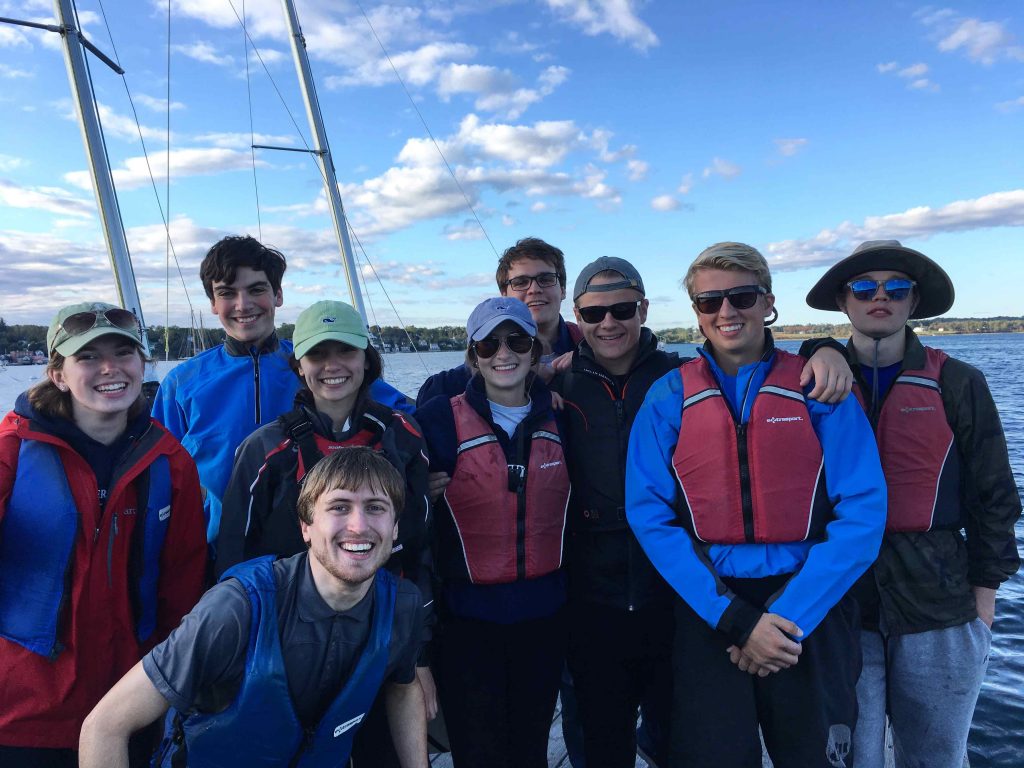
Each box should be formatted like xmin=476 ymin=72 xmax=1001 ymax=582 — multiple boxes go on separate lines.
xmin=692 ymin=285 xmax=766 ymax=315
xmin=845 ymin=278 xmax=916 ymax=302
xmin=472 ymin=333 xmax=536 ymax=359
xmin=52 ymin=307 xmax=140 ymax=350
xmin=576 ymin=301 xmax=641 ymax=325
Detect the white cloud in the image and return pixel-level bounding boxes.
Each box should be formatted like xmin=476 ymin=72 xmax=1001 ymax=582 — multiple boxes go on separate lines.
xmin=444 ymin=220 xmax=486 ymax=240
xmin=876 ymin=61 xmax=940 ymax=92
xmin=899 ymin=62 xmax=929 ymax=78
xmin=0 ymin=153 xmax=26 ymax=171
xmin=193 ymin=131 xmax=296 ymax=149
xmin=530 ymin=201 xmax=548 ymax=212
xmin=502 ymin=214 xmax=515 ymax=226
xmin=677 ymin=173 xmax=694 ymax=194
xmin=702 ymin=157 xmax=741 ymax=179
xmin=0 ymin=25 xmax=30 ymax=48
xmin=64 ymin=148 xmax=264 ymax=191
xmin=327 ymin=42 xmax=477 ymax=89
xmin=134 ymin=94 xmax=186 ymax=112
xmin=626 ymin=159 xmax=648 ymax=181
xmin=764 ymin=189 xmax=1024 ymax=270
xmin=651 ymin=194 xmax=679 ymax=212
xmin=0 ymin=62 xmax=32 ymax=78
xmin=439 ymin=63 xmax=570 ymax=119
xmin=918 ymin=11 xmax=1024 ymax=65
xmin=774 ymin=138 xmax=808 ymax=157
xmin=0 ymin=179 xmax=93 ymax=218
xmin=172 ymin=41 xmax=234 ymax=67
xmin=543 ymin=0 xmax=659 ymax=51
xmin=591 ymin=129 xmax=636 ymax=163
xmin=996 ymin=95 xmax=1024 ymax=112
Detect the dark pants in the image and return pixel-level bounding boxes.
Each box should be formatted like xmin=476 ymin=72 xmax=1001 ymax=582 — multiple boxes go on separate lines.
xmin=567 ymin=600 xmax=673 ymax=768
xmin=437 ymin=607 xmax=567 ymax=768
xmin=0 ymin=723 xmax=159 ymax=768
xmin=670 ymin=590 xmax=861 ymax=768
xmin=351 ymin=690 xmax=400 ymax=768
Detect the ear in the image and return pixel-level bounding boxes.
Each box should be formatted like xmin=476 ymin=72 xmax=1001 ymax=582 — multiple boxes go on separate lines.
xmin=48 ymin=367 xmax=66 ymax=391
xmin=837 ymin=292 xmax=849 ymax=315
xmin=638 ymin=298 xmax=649 ymax=325
xmin=274 ymin=288 xmax=284 ymax=308
xmin=299 ymin=518 xmax=311 ymax=546
xmin=763 ymin=292 xmax=776 ymax=316
xmin=909 ymin=291 xmax=920 ymax=316
xmin=572 ymin=305 xmax=582 ymax=324
xmin=559 ymin=284 xmax=567 ymax=301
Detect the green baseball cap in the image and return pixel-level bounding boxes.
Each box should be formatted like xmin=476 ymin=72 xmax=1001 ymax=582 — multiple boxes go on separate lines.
xmin=47 ymin=302 xmax=145 ymax=357
xmin=292 ymin=300 xmax=368 ymax=359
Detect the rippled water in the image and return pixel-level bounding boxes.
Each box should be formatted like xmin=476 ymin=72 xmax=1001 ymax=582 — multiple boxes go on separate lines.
xmin=2 ymin=333 xmax=1021 ymax=763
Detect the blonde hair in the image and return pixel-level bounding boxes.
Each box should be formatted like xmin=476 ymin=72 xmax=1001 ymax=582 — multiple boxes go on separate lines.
xmin=296 ymin=446 xmax=405 ymax=526
xmin=684 ymin=242 xmax=773 ymax=298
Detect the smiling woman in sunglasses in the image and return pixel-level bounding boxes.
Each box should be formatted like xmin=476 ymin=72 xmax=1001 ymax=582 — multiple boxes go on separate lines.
xmin=626 ymin=243 xmax=888 ymax=768
xmin=0 ymin=302 xmax=207 ymax=767
xmin=415 ymin=296 xmax=570 ymax=768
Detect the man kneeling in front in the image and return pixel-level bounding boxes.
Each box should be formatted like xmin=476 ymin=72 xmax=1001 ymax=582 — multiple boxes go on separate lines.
xmin=79 ymin=446 xmax=428 ymax=768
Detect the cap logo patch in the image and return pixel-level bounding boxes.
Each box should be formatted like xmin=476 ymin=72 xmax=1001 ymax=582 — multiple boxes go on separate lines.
xmin=322 ymin=317 xmax=336 ymax=324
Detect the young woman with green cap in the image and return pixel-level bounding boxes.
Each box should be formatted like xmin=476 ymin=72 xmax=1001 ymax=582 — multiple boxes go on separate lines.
xmin=0 ymin=302 xmax=207 ymax=767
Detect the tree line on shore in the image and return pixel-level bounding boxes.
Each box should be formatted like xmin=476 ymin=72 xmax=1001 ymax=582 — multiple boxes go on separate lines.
xmin=2 ymin=316 xmax=1022 ymax=360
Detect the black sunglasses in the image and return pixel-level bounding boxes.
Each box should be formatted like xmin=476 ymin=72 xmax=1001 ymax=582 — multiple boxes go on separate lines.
xmin=506 ymin=272 xmax=559 ymax=292
xmin=693 ymin=285 xmax=766 ymax=315
xmin=846 ymin=278 xmax=916 ymax=302
xmin=576 ymin=301 xmax=641 ymax=325
xmin=472 ymin=333 xmax=535 ymax=359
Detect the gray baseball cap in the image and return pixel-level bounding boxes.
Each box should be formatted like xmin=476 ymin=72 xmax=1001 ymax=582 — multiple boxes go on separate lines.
xmin=573 ymin=256 xmax=645 ymax=301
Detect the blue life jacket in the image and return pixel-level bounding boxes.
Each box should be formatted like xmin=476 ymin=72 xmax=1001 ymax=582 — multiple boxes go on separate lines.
xmin=0 ymin=441 xmax=172 ymax=659
xmin=156 ymin=556 xmax=396 ymax=768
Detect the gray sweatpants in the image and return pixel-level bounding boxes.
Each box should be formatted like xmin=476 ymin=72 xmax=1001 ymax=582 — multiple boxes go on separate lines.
xmin=854 ymin=620 xmax=991 ymax=768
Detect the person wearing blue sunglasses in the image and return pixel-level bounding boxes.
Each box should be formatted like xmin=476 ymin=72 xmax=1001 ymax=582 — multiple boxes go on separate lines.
xmin=807 ymin=240 xmax=1021 ymax=768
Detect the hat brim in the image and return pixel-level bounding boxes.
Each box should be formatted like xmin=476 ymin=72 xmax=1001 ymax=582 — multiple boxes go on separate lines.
xmin=806 ymin=245 xmax=954 ymax=319
xmin=52 ymin=327 xmax=145 ymax=357
xmin=469 ymin=314 xmax=537 ymax=341
xmin=293 ymin=330 xmax=369 ymax=360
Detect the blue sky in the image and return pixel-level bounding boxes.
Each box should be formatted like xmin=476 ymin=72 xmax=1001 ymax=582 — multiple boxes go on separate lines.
xmin=1 ymin=0 xmax=1022 ymax=331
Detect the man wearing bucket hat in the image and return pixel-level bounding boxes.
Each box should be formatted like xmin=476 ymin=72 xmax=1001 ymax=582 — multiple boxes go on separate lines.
xmin=807 ymin=240 xmax=1022 ymax=768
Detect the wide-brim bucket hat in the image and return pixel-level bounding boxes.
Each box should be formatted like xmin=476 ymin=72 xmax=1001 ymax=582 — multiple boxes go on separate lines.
xmin=806 ymin=240 xmax=954 ymax=319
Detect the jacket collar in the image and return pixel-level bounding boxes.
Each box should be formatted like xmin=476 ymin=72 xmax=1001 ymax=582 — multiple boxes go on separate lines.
xmin=224 ymin=331 xmax=281 ymax=358
xmin=572 ymin=326 xmax=660 ymax=382
xmin=844 ymin=325 xmax=924 ymax=372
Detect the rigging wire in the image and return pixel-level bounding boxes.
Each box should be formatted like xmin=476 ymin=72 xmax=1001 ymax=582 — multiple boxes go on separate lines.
xmin=354 ymin=0 xmax=498 ymax=258
xmin=92 ymin=0 xmax=205 ymax=350
xmin=242 ymin=0 xmax=263 ymax=241
xmin=348 ymin=224 xmax=432 ymax=374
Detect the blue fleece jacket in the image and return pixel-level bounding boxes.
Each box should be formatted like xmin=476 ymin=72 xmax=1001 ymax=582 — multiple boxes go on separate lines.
xmin=626 ymin=346 xmax=886 ymax=643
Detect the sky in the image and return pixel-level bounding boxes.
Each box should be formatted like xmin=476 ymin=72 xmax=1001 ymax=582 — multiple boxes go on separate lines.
xmin=1 ymin=0 xmax=1022 ymax=332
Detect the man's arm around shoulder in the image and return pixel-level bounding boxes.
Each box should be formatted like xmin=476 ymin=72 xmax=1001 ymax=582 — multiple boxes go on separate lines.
xmin=80 ymin=661 xmax=171 ymax=768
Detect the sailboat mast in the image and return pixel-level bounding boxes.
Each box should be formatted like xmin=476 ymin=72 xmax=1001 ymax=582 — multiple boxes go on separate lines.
xmin=52 ymin=0 xmax=151 ymax=350
xmin=280 ymin=0 xmax=368 ymax=325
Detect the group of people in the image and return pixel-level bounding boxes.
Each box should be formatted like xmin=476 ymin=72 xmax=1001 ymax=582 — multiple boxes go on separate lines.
xmin=0 ymin=233 xmax=1018 ymax=768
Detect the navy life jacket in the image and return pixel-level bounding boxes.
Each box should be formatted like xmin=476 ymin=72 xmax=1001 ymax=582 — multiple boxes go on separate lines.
xmin=0 ymin=441 xmax=171 ymax=658
xmin=672 ymin=352 xmax=833 ymax=544
xmin=156 ymin=556 xmax=396 ymax=768
xmin=856 ymin=346 xmax=962 ymax=533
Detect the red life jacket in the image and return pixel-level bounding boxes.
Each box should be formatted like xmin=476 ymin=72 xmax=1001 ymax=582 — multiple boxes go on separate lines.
xmin=672 ymin=352 xmax=832 ymax=544
xmin=856 ymin=346 xmax=960 ymax=533
xmin=443 ymin=395 xmax=570 ymax=584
